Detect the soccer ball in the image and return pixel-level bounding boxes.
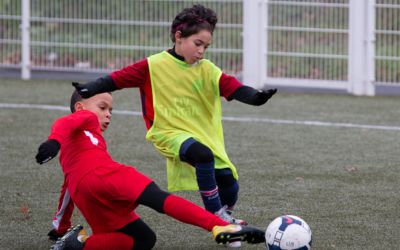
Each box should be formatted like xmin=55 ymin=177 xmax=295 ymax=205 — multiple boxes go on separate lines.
xmin=265 ymin=215 xmax=312 ymax=250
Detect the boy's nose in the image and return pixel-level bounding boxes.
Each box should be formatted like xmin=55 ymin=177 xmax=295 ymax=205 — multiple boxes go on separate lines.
xmin=198 ymin=46 xmax=205 ymax=54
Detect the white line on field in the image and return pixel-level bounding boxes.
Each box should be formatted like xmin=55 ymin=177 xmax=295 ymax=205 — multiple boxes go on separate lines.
xmin=0 ymin=103 xmax=142 ymax=116
xmin=1 ymin=102 xmax=400 ymax=131
xmin=222 ymin=116 xmax=400 ymax=131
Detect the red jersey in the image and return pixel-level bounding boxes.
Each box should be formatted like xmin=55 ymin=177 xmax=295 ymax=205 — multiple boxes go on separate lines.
xmin=48 ymin=110 xmax=120 ymax=191
xmin=110 ymin=57 xmax=242 ymax=129
xmin=48 ymin=110 xmax=154 ymax=233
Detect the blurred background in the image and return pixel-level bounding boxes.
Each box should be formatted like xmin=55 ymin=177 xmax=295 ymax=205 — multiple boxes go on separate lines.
xmin=0 ymin=0 xmax=399 ymax=95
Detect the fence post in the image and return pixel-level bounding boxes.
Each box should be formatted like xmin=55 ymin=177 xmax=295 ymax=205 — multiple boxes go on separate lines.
xmin=243 ymin=0 xmax=267 ymax=89
xmin=348 ymin=0 xmax=375 ymax=96
xmin=21 ymin=0 xmax=31 ymax=80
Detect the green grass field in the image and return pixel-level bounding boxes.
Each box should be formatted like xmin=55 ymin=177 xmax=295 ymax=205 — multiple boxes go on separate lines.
xmin=0 ymin=78 xmax=399 ymax=249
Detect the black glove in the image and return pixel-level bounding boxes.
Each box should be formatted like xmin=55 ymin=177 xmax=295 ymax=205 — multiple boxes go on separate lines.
xmin=72 ymin=82 xmax=93 ymax=98
xmin=72 ymin=75 xmax=118 ymax=98
xmin=35 ymin=139 xmax=60 ymax=164
xmin=254 ymin=88 xmax=277 ymax=106
xmin=230 ymin=86 xmax=277 ymax=106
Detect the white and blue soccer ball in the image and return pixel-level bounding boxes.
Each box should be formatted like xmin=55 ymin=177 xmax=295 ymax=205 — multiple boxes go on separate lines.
xmin=265 ymin=215 xmax=312 ymax=250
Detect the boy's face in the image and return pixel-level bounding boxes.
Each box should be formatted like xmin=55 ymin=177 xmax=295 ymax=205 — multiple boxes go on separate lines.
xmin=77 ymin=93 xmax=113 ymax=131
xmin=175 ymin=29 xmax=212 ymax=64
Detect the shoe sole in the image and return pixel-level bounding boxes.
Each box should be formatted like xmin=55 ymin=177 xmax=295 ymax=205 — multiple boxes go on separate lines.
xmin=215 ymin=228 xmax=265 ymax=245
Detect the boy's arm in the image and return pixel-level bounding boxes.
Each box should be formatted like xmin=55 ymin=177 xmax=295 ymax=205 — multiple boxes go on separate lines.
xmin=220 ymin=73 xmax=277 ymax=106
xmin=73 ymin=58 xmax=148 ymax=98
xmin=72 ymin=75 xmax=118 ymax=98
xmin=35 ymin=139 xmax=60 ymax=164
xmin=35 ymin=111 xmax=95 ymax=164
xmin=230 ymin=86 xmax=277 ymax=106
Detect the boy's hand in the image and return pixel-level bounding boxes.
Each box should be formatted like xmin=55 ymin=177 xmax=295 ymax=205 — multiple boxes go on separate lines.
xmin=35 ymin=139 xmax=60 ymax=164
xmin=255 ymin=88 xmax=277 ymax=105
xmin=72 ymin=76 xmax=118 ymax=98
xmin=72 ymin=82 xmax=93 ymax=98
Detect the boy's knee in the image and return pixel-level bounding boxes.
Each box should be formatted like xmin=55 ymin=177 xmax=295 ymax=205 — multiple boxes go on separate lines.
xmin=196 ymin=145 xmax=213 ymax=163
xmin=182 ymin=141 xmax=214 ymax=164
xmin=119 ymin=219 xmax=157 ymax=250
xmin=133 ymin=231 xmax=156 ymax=250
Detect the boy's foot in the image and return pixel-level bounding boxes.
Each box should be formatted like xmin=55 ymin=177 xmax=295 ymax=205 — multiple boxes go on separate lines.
xmin=215 ymin=206 xmax=247 ymax=225
xmin=50 ymin=225 xmax=88 ymax=250
xmin=212 ymin=224 xmax=265 ymax=245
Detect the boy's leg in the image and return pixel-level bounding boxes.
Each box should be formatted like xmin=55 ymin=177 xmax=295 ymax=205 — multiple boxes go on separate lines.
xmin=179 ymin=140 xmax=246 ymax=227
xmin=51 ymin=226 xmax=134 ymax=250
xmin=82 ymin=217 xmax=155 ymax=250
xmin=118 ymin=219 xmax=156 ymax=250
xmin=215 ymin=169 xmax=246 ymax=225
xmin=71 ymin=166 xmax=153 ymax=234
xmin=138 ymin=182 xmax=228 ymax=231
xmin=58 ymin=167 xmax=155 ymax=250
xmin=215 ymin=169 xmax=239 ymax=210
xmin=179 ymin=138 xmax=222 ymax=213
xmin=84 ymin=232 xmax=134 ymax=250
xmin=138 ymin=182 xmax=265 ymax=245
xmin=49 ymin=178 xmax=75 ymax=240
xmin=164 ymin=194 xmax=229 ymax=231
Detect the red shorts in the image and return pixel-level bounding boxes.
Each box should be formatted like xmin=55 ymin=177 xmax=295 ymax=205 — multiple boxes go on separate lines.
xmin=70 ymin=165 xmax=153 ymax=233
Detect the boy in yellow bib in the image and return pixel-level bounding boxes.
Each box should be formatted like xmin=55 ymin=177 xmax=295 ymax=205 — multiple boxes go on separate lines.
xmin=73 ymin=4 xmax=277 ymax=227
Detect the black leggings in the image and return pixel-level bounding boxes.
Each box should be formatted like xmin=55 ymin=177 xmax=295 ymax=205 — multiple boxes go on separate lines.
xmin=118 ymin=182 xmax=170 ymax=250
xmin=181 ymin=139 xmax=237 ymax=188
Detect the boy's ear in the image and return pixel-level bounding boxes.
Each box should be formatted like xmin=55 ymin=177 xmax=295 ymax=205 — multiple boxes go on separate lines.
xmin=175 ymin=31 xmax=182 ymax=43
xmin=74 ymin=102 xmax=84 ymax=111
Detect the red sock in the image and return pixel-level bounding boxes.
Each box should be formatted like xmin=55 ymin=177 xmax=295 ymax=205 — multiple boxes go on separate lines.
xmin=163 ymin=194 xmax=229 ymax=231
xmin=84 ymin=232 xmax=134 ymax=250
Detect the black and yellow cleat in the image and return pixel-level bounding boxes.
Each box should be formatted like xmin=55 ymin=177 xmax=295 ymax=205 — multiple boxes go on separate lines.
xmin=50 ymin=225 xmax=88 ymax=250
xmin=212 ymin=224 xmax=265 ymax=245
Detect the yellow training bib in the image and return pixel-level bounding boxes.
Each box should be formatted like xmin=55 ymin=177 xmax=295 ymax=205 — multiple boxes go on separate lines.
xmin=146 ymin=51 xmax=238 ymax=191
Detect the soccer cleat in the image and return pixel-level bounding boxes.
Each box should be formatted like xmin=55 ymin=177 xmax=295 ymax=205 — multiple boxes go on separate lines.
xmin=223 ymin=211 xmax=243 ymax=248
xmin=48 ymin=229 xmax=66 ymax=242
xmin=215 ymin=206 xmax=247 ymax=225
xmin=50 ymin=225 xmax=88 ymax=250
xmin=212 ymin=224 xmax=265 ymax=245
xmin=227 ymin=240 xmax=242 ymax=248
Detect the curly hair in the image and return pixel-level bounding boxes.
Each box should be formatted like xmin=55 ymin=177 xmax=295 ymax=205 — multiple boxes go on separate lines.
xmin=170 ymin=4 xmax=218 ymax=43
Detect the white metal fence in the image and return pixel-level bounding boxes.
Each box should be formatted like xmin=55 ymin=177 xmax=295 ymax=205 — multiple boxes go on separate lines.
xmin=244 ymin=0 xmax=400 ymax=95
xmin=1 ymin=0 xmax=399 ymax=95
xmin=375 ymin=0 xmax=400 ymax=84
xmin=1 ymin=0 xmax=243 ymax=77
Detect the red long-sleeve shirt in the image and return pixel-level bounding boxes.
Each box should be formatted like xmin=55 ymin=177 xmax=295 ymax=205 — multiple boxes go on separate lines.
xmin=48 ymin=110 xmax=120 ymax=191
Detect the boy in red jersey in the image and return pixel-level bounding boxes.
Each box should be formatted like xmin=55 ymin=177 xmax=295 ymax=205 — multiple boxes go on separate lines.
xmin=35 ymin=91 xmax=265 ymax=250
